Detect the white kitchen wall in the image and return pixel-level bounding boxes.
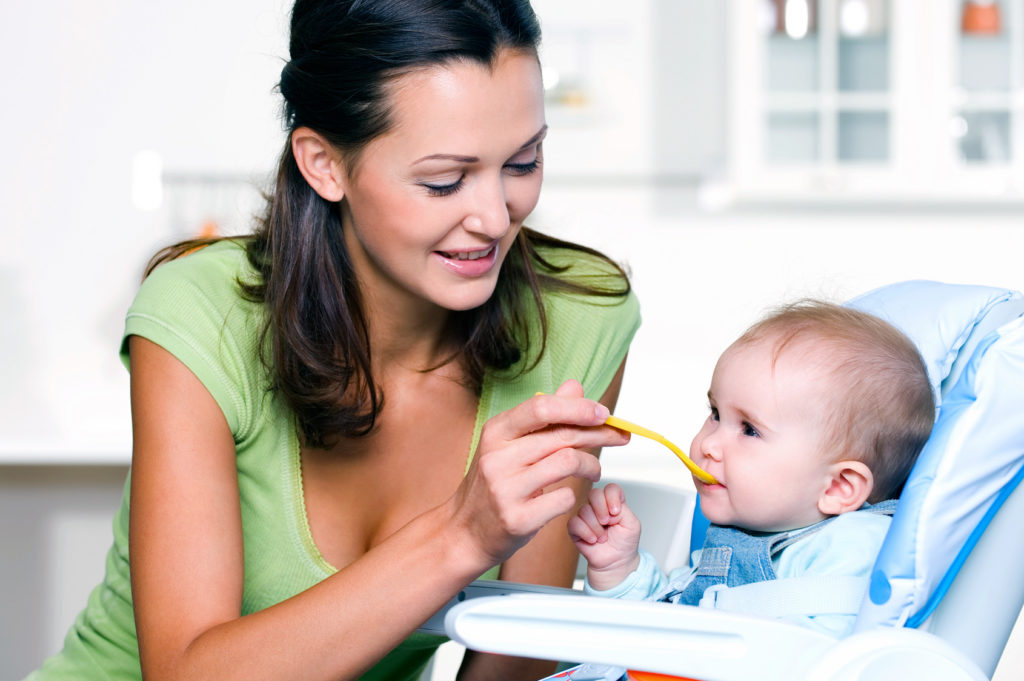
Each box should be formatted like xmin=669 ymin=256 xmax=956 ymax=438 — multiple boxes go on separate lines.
xmin=1 ymin=0 xmax=291 ymax=465
xmin=3 ymin=1 xmax=1024 ymax=679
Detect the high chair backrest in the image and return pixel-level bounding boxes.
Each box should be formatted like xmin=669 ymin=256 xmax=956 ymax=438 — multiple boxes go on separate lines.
xmin=846 ymin=280 xmax=1024 ymax=676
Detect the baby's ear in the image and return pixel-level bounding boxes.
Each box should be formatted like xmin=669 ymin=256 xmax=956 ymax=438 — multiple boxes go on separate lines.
xmin=818 ymin=461 xmax=873 ymax=516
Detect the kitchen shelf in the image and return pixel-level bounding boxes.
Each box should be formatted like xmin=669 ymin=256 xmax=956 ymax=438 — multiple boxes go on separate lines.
xmin=725 ymin=0 xmax=1024 ymax=203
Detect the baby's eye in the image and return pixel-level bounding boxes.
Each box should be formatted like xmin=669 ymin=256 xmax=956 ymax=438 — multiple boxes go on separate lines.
xmin=708 ymin=405 xmax=719 ymax=422
xmin=741 ymin=422 xmax=760 ymax=438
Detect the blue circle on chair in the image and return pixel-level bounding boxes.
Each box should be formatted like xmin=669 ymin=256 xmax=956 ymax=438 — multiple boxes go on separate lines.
xmin=869 ymin=569 xmax=892 ymax=604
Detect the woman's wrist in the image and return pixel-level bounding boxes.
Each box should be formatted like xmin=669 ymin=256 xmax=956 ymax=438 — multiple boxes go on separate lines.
xmin=434 ymin=495 xmax=513 ymax=583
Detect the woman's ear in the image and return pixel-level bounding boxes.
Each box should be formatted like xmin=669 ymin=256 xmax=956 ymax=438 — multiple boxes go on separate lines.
xmin=291 ymin=127 xmax=346 ymax=202
xmin=818 ymin=460 xmax=873 ymax=516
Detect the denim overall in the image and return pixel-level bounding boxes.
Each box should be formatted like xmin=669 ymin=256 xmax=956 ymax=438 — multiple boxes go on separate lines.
xmin=654 ymin=500 xmax=899 ymax=606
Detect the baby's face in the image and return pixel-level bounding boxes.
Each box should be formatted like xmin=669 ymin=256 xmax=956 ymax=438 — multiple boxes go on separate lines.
xmin=689 ymin=337 xmax=837 ymax=532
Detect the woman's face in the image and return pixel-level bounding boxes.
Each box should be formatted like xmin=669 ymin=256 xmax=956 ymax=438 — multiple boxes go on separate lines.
xmin=340 ymin=49 xmax=546 ymax=315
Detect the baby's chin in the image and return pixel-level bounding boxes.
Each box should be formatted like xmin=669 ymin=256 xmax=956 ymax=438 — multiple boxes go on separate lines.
xmin=698 ymin=504 xmax=778 ymax=532
xmin=696 ymin=501 xmax=734 ymax=527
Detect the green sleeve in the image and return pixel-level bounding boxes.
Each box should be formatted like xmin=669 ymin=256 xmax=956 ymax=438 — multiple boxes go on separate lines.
xmin=119 ymin=241 xmax=267 ymax=442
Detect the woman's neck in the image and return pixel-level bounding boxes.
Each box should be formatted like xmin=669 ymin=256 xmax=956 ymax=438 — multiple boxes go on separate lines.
xmin=363 ymin=290 xmax=457 ymax=372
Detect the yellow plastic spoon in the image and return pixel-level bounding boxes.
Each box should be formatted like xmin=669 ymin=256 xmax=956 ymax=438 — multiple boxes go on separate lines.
xmin=531 ymin=392 xmax=718 ymax=485
xmin=604 ymin=415 xmax=719 ymax=485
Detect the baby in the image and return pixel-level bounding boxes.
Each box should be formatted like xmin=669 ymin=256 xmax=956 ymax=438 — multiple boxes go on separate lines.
xmin=570 ymin=300 xmax=935 ymax=637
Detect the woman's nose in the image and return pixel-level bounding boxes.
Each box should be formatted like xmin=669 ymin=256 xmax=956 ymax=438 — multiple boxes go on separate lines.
xmin=464 ymin=177 xmax=510 ymax=238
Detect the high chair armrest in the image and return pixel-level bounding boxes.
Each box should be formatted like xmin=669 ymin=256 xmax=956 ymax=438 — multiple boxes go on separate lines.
xmin=444 ymin=594 xmax=989 ymax=681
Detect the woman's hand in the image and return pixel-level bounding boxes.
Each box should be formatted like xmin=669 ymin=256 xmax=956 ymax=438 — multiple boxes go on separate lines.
xmin=568 ymin=482 xmax=642 ymax=590
xmin=448 ymin=379 xmax=629 ymax=568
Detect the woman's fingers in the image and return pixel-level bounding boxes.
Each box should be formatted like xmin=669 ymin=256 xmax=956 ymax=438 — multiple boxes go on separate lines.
xmin=453 ymin=380 xmax=631 ymax=564
xmin=476 ymin=390 xmax=627 ymax=476
xmin=472 ymin=446 xmax=598 ymax=531
xmin=483 ymin=381 xmax=611 ymax=448
xmin=490 ymin=442 xmax=602 ymax=493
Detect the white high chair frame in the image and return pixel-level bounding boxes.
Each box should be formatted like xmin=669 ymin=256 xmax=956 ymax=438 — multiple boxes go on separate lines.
xmin=436 ymin=281 xmax=1024 ymax=681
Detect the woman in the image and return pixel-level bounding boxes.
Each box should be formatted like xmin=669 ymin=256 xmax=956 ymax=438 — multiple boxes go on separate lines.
xmin=28 ymin=1 xmax=640 ymax=680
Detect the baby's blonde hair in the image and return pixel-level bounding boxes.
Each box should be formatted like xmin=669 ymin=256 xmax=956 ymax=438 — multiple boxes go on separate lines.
xmin=733 ymin=300 xmax=935 ymax=502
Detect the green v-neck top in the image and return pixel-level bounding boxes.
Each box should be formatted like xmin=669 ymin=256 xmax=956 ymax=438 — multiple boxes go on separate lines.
xmin=28 ymin=238 xmax=640 ymax=681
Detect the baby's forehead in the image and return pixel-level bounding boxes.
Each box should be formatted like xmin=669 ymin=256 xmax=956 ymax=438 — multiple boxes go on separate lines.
xmin=716 ymin=335 xmax=840 ymax=430
xmin=720 ymin=332 xmax=846 ymax=394
xmin=727 ymin=329 xmax=835 ymax=364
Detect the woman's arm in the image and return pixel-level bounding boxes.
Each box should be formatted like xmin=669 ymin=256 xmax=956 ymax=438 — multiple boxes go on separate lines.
xmin=456 ymin=358 xmax=628 ymax=681
xmin=128 ymin=337 xmax=625 ymax=681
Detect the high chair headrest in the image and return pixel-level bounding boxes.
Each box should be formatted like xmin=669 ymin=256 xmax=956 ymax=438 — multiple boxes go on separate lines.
xmin=847 ymin=280 xmax=1023 ymax=405
xmin=845 ymin=280 xmax=1024 ymax=630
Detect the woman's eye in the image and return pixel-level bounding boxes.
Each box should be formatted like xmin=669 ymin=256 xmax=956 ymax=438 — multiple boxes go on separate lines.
xmin=504 ymin=158 xmax=541 ymax=176
xmin=741 ymin=422 xmax=760 ymax=438
xmin=422 ymin=176 xmax=465 ymax=197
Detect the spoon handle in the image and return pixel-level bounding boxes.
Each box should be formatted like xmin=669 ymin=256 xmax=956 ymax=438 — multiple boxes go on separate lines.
xmin=530 ymin=392 xmax=718 ymax=485
xmin=604 ymin=415 xmax=718 ymax=485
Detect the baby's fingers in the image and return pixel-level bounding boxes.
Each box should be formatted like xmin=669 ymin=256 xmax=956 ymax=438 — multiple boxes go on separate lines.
xmin=585 ymin=484 xmax=625 ymax=526
xmin=569 ymin=504 xmax=606 ymax=545
xmin=602 ymin=483 xmax=626 ymax=517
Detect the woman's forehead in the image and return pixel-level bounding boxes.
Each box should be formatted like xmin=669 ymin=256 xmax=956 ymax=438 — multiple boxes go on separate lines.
xmin=379 ymin=51 xmax=545 ymax=154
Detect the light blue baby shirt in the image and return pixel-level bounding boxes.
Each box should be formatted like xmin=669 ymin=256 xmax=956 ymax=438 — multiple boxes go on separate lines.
xmin=585 ymin=511 xmax=892 ymax=638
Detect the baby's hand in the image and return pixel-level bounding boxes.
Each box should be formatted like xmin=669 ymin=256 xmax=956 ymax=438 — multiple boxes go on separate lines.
xmin=568 ymin=483 xmax=642 ymax=590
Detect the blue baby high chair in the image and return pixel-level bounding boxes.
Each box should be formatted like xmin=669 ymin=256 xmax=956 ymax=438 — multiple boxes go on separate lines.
xmin=435 ymin=280 xmax=1024 ymax=681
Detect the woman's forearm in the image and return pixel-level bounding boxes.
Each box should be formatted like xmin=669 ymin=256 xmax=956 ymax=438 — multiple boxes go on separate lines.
xmin=138 ymin=501 xmax=487 ymax=681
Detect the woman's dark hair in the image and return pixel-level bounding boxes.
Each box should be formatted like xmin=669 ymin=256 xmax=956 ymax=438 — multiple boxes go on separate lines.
xmin=146 ymin=0 xmax=630 ymax=447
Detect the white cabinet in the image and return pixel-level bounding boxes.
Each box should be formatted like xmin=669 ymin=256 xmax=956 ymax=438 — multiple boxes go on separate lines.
xmin=724 ymin=0 xmax=1024 ymax=203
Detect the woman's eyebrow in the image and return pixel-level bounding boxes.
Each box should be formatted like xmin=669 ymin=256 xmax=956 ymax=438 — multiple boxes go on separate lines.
xmin=519 ymin=124 xmax=548 ymax=150
xmin=413 ymin=153 xmax=479 ymax=165
xmin=412 ymin=125 xmax=548 ymax=166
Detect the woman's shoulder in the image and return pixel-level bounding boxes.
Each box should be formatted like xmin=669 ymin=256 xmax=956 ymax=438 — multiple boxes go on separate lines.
xmin=533 ymin=239 xmax=631 ymax=283
xmin=141 ymin=238 xmax=256 ymax=294
xmin=128 ymin=237 xmax=264 ymax=337
xmin=130 ymin=239 xmax=261 ymax=323
xmin=540 ymin=262 xmax=640 ymax=340
xmin=123 ymin=238 xmax=268 ymax=439
xmin=494 ymin=240 xmax=641 ymax=401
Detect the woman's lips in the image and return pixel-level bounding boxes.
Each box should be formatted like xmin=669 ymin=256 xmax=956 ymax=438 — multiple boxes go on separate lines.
xmin=435 ymin=243 xmax=499 ymax=276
